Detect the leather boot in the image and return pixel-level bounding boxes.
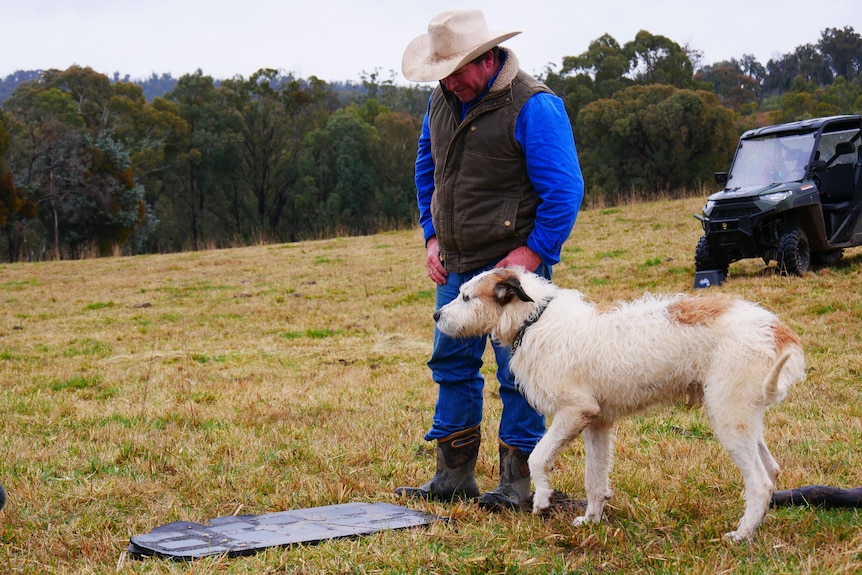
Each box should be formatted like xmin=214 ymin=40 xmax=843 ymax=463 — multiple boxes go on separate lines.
xmin=478 ymin=440 xmax=531 ymax=511
xmin=395 ymin=425 xmax=481 ymax=501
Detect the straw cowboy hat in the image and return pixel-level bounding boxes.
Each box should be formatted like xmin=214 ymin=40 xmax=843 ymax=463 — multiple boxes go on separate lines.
xmin=402 ymin=10 xmax=521 ymax=82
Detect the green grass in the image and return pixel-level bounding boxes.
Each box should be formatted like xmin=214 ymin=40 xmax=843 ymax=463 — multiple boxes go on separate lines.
xmin=0 ymin=196 xmax=860 ymax=573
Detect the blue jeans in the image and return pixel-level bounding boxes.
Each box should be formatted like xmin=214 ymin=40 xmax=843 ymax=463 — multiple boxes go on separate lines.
xmin=424 ymin=262 xmax=551 ymax=454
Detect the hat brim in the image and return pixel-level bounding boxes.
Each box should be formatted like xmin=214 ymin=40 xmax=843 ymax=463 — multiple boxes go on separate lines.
xmin=401 ymin=30 xmax=521 ymax=82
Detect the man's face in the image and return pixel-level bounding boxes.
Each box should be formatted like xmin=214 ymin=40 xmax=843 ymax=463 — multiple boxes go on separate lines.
xmin=441 ymin=52 xmax=496 ymax=103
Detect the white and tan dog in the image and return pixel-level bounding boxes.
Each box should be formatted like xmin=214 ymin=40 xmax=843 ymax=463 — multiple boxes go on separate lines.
xmin=433 ymin=267 xmax=806 ymax=541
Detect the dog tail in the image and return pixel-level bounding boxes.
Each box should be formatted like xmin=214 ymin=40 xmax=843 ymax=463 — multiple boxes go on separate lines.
xmin=762 ymin=347 xmax=804 ymax=405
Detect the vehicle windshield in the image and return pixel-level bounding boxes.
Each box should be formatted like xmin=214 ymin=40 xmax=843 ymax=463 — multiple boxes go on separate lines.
xmin=727 ymin=133 xmax=815 ymax=188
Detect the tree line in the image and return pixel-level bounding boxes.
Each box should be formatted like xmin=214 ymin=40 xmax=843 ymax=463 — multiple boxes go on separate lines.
xmin=1 ymin=26 xmax=860 ymax=262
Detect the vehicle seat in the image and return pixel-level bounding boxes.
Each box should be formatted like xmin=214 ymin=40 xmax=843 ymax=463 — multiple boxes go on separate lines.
xmin=819 ymin=162 xmax=856 ymax=204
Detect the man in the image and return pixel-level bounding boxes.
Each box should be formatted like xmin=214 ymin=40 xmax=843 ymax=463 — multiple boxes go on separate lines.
xmin=395 ymin=9 xmax=584 ymax=510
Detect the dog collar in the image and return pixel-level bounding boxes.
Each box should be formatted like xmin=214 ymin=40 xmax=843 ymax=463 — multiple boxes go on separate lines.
xmin=511 ymin=296 xmax=554 ymax=354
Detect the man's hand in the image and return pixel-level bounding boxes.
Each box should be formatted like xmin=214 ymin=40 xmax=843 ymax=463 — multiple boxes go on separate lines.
xmin=426 ymin=237 xmax=448 ymax=285
xmin=495 ymin=246 xmax=542 ymax=271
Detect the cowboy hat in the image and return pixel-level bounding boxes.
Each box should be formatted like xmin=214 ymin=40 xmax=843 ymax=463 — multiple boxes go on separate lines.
xmin=402 ymin=10 xmax=521 ymax=82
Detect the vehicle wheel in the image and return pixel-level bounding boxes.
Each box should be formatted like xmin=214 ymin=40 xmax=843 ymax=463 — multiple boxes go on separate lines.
xmin=778 ymin=227 xmax=810 ymax=276
xmin=811 ymin=248 xmax=844 ymax=267
xmin=694 ymin=236 xmax=729 ymax=275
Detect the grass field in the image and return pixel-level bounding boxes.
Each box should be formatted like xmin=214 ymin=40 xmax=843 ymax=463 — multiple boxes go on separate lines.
xmin=0 ymin=196 xmax=860 ymax=574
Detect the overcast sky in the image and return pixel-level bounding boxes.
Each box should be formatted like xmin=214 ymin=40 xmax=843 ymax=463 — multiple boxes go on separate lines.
xmin=2 ymin=0 xmax=860 ymax=85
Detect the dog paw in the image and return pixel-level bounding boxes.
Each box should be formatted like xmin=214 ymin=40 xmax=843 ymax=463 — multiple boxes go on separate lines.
xmin=724 ymin=529 xmax=753 ymax=542
xmin=573 ymin=515 xmax=592 ymax=527
xmin=531 ymin=489 xmax=552 ymax=514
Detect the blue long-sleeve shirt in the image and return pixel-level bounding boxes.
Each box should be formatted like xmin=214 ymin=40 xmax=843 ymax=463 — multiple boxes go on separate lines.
xmin=416 ymin=91 xmax=584 ymax=266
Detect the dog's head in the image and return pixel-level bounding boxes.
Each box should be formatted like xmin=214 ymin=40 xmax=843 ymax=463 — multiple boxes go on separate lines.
xmin=434 ymin=267 xmax=548 ymax=345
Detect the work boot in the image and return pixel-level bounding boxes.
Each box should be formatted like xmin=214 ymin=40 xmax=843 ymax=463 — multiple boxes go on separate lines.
xmin=395 ymin=425 xmax=481 ymax=501
xmin=478 ymin=440 xmax=531 ymax=511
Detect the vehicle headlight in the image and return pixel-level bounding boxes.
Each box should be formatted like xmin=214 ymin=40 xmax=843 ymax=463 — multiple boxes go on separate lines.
xmin=763 ymin=191 xmax=791 ymax=202
xmin=704 ymin=200 xmax=715 ymax=212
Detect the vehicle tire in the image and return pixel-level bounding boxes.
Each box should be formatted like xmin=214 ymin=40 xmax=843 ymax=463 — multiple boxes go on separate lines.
xmin=811 ymin=248 xmax=844 ymax=267
xmin=694 ymin=236 xmax=729 ymax=275
xmin=778 ymin=227 xmax=810 ymax=276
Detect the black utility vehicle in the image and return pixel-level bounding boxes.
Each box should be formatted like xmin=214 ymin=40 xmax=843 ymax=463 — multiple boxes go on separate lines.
xmin=694 ymin=115 xmax=862 ymax=279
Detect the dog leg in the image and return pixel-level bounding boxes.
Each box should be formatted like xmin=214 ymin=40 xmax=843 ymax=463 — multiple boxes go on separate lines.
xmin=728 ymin=459 xmax=773 ymax=541
xmin=723 ymin=436 xmax=780 ymax=541
xmin=577 ymin=419 xmax=614 ymax=526
xmin=758 ymin=439 xmax=780 ymax=484
xmin=712 ymin=416 xmax=775 ymax=541
xmin=529 ymin=406 xmax=595 ymax=514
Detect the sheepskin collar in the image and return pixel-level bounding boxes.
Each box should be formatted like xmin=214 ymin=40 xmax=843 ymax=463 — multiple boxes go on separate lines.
xmin=488 ymin=48 xmax=520 ymax=93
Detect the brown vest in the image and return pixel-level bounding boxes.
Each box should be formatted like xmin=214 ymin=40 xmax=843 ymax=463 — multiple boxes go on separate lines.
xmin=429 ymin=57 xmax=552 ymax=272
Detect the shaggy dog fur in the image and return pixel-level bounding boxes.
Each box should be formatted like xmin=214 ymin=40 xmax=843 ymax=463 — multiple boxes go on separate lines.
xmin=433 ymin=267 xmax=806 ymax=541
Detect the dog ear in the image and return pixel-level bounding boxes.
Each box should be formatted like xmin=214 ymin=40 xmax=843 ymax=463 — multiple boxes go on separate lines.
xmin=493 ymin=278 xmax=534 ymax=305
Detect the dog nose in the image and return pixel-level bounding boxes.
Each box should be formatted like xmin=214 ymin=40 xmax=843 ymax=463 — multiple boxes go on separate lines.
xmin=433 ymin=311 xmax=441 ymax=322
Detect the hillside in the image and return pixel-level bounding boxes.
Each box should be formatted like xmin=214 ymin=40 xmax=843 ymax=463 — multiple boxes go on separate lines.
xmin=0 ymin=197 xmax=859 ymax=573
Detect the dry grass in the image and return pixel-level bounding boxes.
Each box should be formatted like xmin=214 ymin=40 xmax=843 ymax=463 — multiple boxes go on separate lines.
xmin=0 ymin=196 xmax=860 ymax=574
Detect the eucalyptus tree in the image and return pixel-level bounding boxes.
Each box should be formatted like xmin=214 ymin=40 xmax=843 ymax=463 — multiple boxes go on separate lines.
xmin=817 ymin=26 xmax=862 ymax=81
xmin=541 ymin=34 xmax=634 ymax=124
xmin=359 ymin=68 xmax=433 ymax=123
xmin=58 ymin=133 xmax=148 ymax=256
xmin=764 ymin=44 xmax=834 ymax=95
xmin=695 ymin=58 xmax=762 ymax=111
xmin=102 ymin=81 xmax=187 ymax=253
xmin=107 ymin=81 xmax=186 ymax=183
xmin=2 ymin=66 xmax=157 ymax=258
xmin=576 ymin=84 xmax=736 ymax=203
xmin=220 ymin=69 xmax=288 ymax=239
xmin=219 ymin=70 xmax=334 ymax=242
xmin=296 ymin=105 xmax=381 ymax=237
xmin=37 ymin=66 xmax=115 ymax=135
xmin=273 ymin=75 xmax=336 ymax=239
xmin=0 ymin=113 xmax=37 ymax=261
xmin=163 ymin=70 xmax=242 ymax=250
xmin=3 ymin=82 xmax=88 ymax=258
xmin=369 ymin=109 xmax=421 ymax=228
xmin=625 ymin=30 xmax=694 ymax=88
xmin=770 ymin=76 xmax=862 ymax=123
xmin=541 ymin=31 xmax=695 ymax=126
